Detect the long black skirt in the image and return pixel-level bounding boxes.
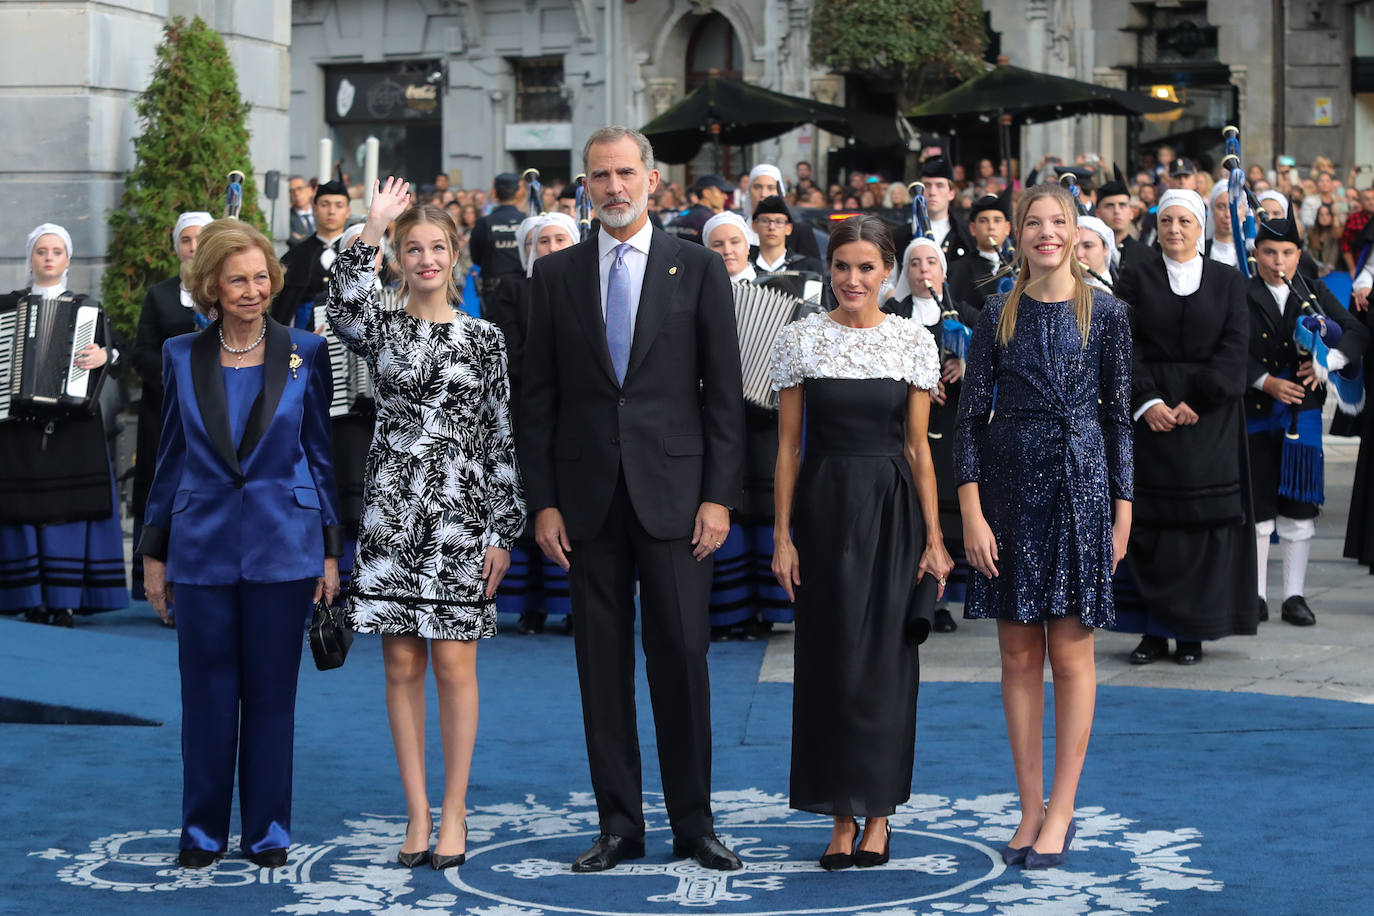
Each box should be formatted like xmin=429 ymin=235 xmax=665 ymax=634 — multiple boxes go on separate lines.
xmin=790 ymin=377 xmax=924 ymax=818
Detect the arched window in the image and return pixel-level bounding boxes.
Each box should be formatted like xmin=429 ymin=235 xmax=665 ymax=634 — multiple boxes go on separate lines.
xmin=686 ymin=13 xmax=742 ymax=89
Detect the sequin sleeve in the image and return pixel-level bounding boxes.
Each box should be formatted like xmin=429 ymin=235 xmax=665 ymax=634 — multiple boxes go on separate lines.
xmin=769 ymin=320 xmax=804 ymax=391
xmin=953 ymin=295 xmax=1003 ymax=485
xmin=906 ymin=321 xmax=942 ymax=391
xmin=325 ymin=243 xmax=382 ymax=361
xmin=1098 ymin=294 xmax=1134 ymax=502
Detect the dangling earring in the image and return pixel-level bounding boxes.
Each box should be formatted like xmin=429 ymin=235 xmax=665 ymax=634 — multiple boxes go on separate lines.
xmin=208 ymin=305 xmax=220 ymax=321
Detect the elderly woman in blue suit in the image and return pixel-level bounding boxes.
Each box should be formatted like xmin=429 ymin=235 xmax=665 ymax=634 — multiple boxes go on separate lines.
xmin=139 ymin=219 xmax=343 ymax=870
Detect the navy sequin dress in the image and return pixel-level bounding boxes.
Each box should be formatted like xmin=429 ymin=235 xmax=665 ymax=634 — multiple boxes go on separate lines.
xmin=953 ymin=291 xmax=1133 ymax=627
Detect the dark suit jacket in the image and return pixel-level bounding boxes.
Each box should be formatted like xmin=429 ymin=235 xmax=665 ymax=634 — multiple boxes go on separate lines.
xmin=947 ymin=252 xmax=1000 ymax=310
xmin=138 ymin=318 xmax=344 ymax=584
xmin=519 ymin=226 xmax=746 ymax=541
xmin=273 ymin=235 xmax=333 ymax=327
xmin=131 ymin=276 xmax=198 ymax=513
xmin=1244 ymin=274 xmax=1369 ymax=419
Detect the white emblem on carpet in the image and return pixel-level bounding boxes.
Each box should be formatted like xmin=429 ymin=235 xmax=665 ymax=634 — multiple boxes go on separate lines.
xmin=33 ymin=789 xmax=1222 ymax=913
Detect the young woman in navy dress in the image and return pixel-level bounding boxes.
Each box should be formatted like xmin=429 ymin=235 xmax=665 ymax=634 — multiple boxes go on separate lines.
xmin=954 ymin=184 xmax=1133 ymax=870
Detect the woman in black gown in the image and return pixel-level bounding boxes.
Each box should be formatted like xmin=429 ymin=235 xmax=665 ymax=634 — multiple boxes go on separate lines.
xmin=1113 ymin=189 xmax=1256 ymax=664
xmin=883 ymin=237 xmax=981 ymax=633
xmin=954 ymin=184 xmax=1133 ymax=871
xmin=770 ymin=215 xmax=952 ymax=869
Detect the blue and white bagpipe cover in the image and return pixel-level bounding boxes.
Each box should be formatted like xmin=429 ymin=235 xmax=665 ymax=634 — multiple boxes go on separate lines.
xmin=1295 ymin=313 xmax=1366 ymax=416
xmin=940 ymin=310 xmax=972 ymax=362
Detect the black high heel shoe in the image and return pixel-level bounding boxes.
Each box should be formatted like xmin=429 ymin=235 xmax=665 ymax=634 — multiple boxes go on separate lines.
xmin=432 ymin=818 xmax=467 ymax=870
xmin=397 ymin=815 xmax=432 ymax=868
xmin=818 ymin=818 xmax=859 ymax=871
xmin=852 ymin=821 xmax=891 ymax=868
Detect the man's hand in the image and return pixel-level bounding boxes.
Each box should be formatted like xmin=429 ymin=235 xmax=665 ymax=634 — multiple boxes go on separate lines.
xmin=1172 ymin=401 xmax=1200 ymax=426
xmin=1296 ymin=359 xmax=1324 ymax=391
xmin=1143 ymin=402 xmax=1176 ymax=433
xmin=535 ymin=508 xmax=573 ymax=571
xmin=691 ymin=502 xmax=731 ymax=562
xmin=1353 ymin=285 xmax=1370 ymax=311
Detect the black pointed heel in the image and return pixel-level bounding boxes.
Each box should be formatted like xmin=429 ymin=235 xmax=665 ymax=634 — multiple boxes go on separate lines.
xmin=398 ymin=814 xmax=432 ymax=868
xmin=819 ymin=818 xmax=859 ymax=871
xmin=432 ymin=818 xmax=467 ymax=870
xmin=852 ymin=821 xmax=891 ymax=868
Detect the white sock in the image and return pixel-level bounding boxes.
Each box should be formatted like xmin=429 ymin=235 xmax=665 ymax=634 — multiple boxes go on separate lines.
xmin=1281 ymin=537 xmax=1311 ymax=600
xmin=1255 ymin=531 xmax=1271 ymax=602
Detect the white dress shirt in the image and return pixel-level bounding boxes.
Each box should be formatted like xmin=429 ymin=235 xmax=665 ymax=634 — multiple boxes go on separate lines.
xmin=755 ymin=250 xmax=788 ymax=273
xmin=930 ymin=216 xmax=951 ymax=248
xmin=597 ymin=219 xmax=654 ymax=336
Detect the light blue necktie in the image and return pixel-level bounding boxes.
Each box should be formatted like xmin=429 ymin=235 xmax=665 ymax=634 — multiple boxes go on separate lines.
xmin=606 ymin=242 xmax=632 ymax=384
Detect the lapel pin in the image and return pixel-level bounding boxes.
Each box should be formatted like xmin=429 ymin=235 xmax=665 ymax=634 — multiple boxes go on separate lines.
xmin=669 ymin=266 xmax=678 ymax=276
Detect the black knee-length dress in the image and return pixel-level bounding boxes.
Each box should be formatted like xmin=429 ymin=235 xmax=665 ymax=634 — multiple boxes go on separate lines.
xmin=769 ymin=311 xmax=940 ymax=817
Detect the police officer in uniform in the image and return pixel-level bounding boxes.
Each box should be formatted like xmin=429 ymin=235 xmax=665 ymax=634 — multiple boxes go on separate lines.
xmin=470 ymin=172 xmax=526 ymax=307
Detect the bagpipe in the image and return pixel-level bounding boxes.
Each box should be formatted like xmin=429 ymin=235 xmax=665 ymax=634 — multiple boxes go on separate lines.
xmin=193 ymin=169 xmax=251 ymax=330
xmin=991 ymin=237 xmax=1018 ymax=295
xmin=928 ymin=279 xmax=971 ymax=363
xmin=1281 ymin=269 xmax=1365 ymax=418
xmin=522 ymin=168 xmax=543 ymax=218
xmin=1220 ymin=125 xmax=1262 ymax=277
xmin=1059 ymin=171 xmax=1089 ymax=216
xmin=573 ymin=173 xmax=593 ymax=242
xmin=908 ymin=181 xmax=933 ymax=240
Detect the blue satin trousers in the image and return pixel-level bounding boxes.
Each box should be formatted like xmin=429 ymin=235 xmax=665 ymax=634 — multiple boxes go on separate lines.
xmin=175 ymin=579 xmax=314 ymax=855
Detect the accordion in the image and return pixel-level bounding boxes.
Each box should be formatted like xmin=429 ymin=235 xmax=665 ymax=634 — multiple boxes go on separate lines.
xmin=313 ymin=290 xmax=402 ymax=417
xmin=0 ymin=293 xmax=104 ymax=421
xmin=733 ymin=280 xmax=823 ymax=411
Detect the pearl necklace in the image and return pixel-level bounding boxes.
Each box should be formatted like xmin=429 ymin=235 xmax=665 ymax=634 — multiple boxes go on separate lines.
xmin=219 ymin=321 xmax=266 ymax=367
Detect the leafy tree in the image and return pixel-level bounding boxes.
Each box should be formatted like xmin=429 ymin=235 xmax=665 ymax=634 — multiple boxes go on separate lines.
xmin=810 ymin=0 xmax=986 ymax=114
xmin=102 ymin=16 xmax=265 ymax=338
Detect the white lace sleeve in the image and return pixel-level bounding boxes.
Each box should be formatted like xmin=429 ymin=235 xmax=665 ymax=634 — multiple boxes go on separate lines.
xmin=769 ymin=320 xmax=804 ymax=391
xmin=907 ymin=322 xmax=941 ymax=391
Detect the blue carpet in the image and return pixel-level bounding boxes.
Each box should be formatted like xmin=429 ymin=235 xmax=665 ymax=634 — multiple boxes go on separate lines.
xmin=2 ymin=606 xmax=1372 ymax=916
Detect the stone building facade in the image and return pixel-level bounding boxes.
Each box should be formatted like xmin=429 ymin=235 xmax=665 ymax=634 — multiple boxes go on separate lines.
xmin=0 ymin=0 xmax=290 ymax=292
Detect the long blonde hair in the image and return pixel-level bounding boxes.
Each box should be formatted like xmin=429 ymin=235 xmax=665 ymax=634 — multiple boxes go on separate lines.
xmin=997 ymin=184 xmax=1095 ymax=347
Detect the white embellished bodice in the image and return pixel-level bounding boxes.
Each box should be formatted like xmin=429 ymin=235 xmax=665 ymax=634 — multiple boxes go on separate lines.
xmin=768 ymin=311 xmax=940 ymax=391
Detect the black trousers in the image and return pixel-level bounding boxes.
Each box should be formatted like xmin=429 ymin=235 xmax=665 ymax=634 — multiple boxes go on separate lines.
xmin=568 ymin=472 xmax=715 ymax=840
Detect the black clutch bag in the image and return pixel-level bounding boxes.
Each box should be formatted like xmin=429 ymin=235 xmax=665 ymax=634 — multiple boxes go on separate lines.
xmin=904 ymin=574 xmax=939 ymax=646
xmin=309 ymin=597 xmax=354 ymax=670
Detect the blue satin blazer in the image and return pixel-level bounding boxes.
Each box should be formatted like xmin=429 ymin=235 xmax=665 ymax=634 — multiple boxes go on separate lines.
xmin=139 ymin=318 xmax=344 ymax=585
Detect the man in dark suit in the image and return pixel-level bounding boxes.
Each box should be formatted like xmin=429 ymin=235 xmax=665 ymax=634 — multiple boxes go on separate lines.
xmin=947 ymin=192 xmax=1012 ymax=310
xmin=273 ymin=175 xmax=349 ymax=329
xmin=520 ymin=126 xmax=746 ymax=874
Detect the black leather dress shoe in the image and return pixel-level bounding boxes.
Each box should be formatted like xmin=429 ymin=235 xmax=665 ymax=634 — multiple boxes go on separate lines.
xmin=248 ymin=848 xmax=288 ymax=868
xmin=49 ymin=608 xmax=75 ymax=628
xmin=1257 ymin=597 xmax=1269 ymax=622
xmin=517 ymin=611 xmax=546 ymax=635
xmin=671 ymin=834 xmax=742 ymax=871
xmin=571 ymin=834 xmax=645 ymax=872
xmin=1174 ymin=641 xmax=1204 ymax=665
xmin=177 ymin=848 xmax=220 ymax=869
xmin=1129 ymin=636 xmax=1169 ymax=665
xmin=1281 ymin=595 xmax=1316 ymax=626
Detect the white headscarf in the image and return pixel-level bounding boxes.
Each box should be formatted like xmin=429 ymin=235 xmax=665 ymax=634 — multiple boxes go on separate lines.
xmin=1257 ymin=189 xmax=1291 ymax=218
xmin=742 ymin=164 xmax=787 ymax=245
xmin=1157 ymin=189 xmax=1207 ymax=255
xmin=1076 ymin=215 xmax=1118 ymax=269
xmin=1206 ymin=181 xmax=1246 ymax=242
xmin=889 ymin=237 xmax=947 ymax=304
xmin=525 ymin=212 xmax=581 ymax=277
xmin=515 ymin=216 xmax=544 ymax=275
xmin=703 ymin=211 xmax=756 ymax=283
xmin=25 ymin=223 xmax=73 ymax=291
xmin=172 ymin=211 xmax=213 ymax=253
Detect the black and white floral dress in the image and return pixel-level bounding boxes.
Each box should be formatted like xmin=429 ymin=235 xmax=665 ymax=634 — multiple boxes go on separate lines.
xmin=326 ymin=243 xmax=526 ymax=639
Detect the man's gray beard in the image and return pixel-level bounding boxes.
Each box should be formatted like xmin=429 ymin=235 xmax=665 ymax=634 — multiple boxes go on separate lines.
xmin=596 ymin=192 xmax=648 ymax=229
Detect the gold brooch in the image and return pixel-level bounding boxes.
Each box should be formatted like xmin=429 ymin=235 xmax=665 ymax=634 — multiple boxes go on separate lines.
xmin=668 ymin=266 xmax=678 ymax=276
xmin=289 ymin=352 xmax=302 ymax=379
